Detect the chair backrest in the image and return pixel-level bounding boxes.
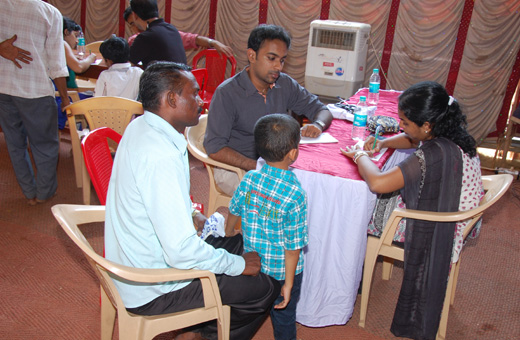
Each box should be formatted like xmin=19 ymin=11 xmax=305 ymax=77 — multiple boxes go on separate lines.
xmin=185 ymin=115 xmax=245 ymax=177
xmin=66 ymin=96 xmax=143 ymax=135
xmin=191 ymin=68 xmax=208 ymax=98
xmin=85 ymin=41 xmax=103 ymax=56
xmin=185 ymin=115 xmax=245 ymax=214
xmin=192 ymin=49 xmax=237 ymax=93
xmin=51 ymin=204 xmax=230 ymax=340
xmin=379 ymin=174 xmax=513 ymax=252
xmin=81 ymin=127 xmax=122 ymax=205
xmin=64 ymin=96 xmax=143 ymax=203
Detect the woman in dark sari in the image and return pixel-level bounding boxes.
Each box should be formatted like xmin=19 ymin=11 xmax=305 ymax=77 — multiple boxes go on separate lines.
xmin=341 ymin=81 xmax=483 ymax=340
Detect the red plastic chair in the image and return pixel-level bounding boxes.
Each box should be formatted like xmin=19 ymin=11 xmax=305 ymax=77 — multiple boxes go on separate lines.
xmin=81 ymin=127 xmax=205 ymax=213
xmin=191 ymin=68 xmax=208 ymax=100
xmin=81 ymin=127 xmax=121 ymax=205
xmin=192 ymin=49 xmax=237 ymax=110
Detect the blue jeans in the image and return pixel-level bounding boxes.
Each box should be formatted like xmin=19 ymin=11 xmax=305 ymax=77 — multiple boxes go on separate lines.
xmin=270 ymin=272 xmax=303 ymax=340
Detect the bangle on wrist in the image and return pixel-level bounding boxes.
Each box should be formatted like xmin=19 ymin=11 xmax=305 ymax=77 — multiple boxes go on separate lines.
xmin=207 ymin=39 xmax=214 ymax=47
xmin=353 ymin=151 xmax=369 ymax=164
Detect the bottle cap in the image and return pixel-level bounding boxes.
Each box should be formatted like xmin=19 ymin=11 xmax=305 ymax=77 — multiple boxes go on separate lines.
xmin=374 ymin=69 xmax=379 ymax=73
xmin=360 ymin=96 xmax=366 ymax=101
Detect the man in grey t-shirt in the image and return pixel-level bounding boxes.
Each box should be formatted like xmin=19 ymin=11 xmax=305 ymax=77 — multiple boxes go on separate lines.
xmin=204 ymin=24 xmax=333 ymax=195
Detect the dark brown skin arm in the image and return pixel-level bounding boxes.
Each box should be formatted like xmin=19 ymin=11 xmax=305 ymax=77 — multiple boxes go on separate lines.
xmin=209 ymin=146 xmax=257 ymax=171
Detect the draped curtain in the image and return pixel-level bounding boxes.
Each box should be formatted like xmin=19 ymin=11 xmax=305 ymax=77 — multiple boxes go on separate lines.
xmin=48 ymin=0 xmax=520 ymax=142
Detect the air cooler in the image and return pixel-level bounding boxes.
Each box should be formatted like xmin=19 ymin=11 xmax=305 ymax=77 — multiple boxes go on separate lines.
xmin=305 ymin=20 xmax=371 ymax=100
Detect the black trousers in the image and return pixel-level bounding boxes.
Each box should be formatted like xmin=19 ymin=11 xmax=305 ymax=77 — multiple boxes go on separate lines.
xmin=127 ymin=234 xmax=281 ymax=340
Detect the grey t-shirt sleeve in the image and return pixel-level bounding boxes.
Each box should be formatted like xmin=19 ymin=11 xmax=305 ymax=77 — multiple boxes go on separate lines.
xmin=203 ymin=85 xmax=235 ymax=155
xmin=285 ymin=76 xmax=327 ymax=121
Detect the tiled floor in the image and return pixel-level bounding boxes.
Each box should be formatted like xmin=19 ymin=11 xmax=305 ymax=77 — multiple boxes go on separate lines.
xmin=1 ymin=130 xmax=519 ymax=339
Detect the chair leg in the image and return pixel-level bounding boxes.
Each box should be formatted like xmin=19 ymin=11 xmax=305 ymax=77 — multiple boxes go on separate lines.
xmin=450 ymin=260 xmax=461 ymax=306
xmin=207 ymin=191 xmax=217 ymax=217
xmin=71 ymin=134 xmax=83 ymax=188
xmin=100 ymin=287 xmax=116 ymax=340
xmin=436 ymin=269 xmax=455 ymax=340
xmin=81 ymin=160 xmax=91 ymax=205
xmin=359 ymin=238 xmax=380 ymax=328
xmin=382 ymin=258 xmax=394 ymax=280
xmin=218 ymin=305 xmax=231 ymax=340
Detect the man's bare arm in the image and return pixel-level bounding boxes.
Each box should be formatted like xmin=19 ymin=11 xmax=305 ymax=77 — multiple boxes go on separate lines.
xmin=209 ymin=146 xmax=257 ymax=171
xmin=54 ymin=77 xmax=71 ymax=109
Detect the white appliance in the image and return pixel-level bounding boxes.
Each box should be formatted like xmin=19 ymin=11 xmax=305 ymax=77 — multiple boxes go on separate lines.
xmin=305 ymin=20 xmax=371 ymax=100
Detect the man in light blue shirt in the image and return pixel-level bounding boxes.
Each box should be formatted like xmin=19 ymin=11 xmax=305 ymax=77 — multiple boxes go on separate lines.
xmin=105 ymin=61 xmax=280 ymax=340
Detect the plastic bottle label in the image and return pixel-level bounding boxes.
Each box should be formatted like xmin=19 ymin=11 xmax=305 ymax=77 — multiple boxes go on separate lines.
xmin=353 ymin=114 xmax=367 ymax=127
xmin=369 ymin=82 xmax=380 ymax=93
xmin=78 ymin=38 xmax=85 ymax=46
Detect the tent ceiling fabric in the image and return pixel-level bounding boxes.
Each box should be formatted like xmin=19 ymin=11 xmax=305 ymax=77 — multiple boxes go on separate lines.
xmin=48 ymin=0 xmax=520 ymax=143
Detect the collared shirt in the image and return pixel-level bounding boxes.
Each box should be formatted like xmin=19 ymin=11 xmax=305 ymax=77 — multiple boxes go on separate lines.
xmin=129 ymin=18 xmax=187 ymax=68
xmin=204 ymin=68 xmax=327 ymax=159
xmin=94 ymin=62 xmax=143 ymax=100
xmin=0 ymin=0 xmax=68 ymax=98
xmin=105 ymin=111 xmax=245 ymax=308
xmin=229 ymin=164 xmax=308 ymax=280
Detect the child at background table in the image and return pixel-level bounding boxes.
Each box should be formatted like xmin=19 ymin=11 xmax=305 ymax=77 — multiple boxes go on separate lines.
xmin=94 ymin=35 xmax=143 ymax=100
xmin=226 ymin=113 xmax=308 ymax=340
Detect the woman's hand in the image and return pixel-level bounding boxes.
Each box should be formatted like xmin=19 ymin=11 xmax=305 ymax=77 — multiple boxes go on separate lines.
xmin=363 ymin=135 xmax=384 ymax=153
xmin=340 ymin=145 xmax=372 ymax=159
xmin=86 ymin=52 xmax=97 ymax=63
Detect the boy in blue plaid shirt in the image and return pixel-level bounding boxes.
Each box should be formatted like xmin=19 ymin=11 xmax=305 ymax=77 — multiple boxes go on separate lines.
xmin=227 ymin=113 xmax=308 ymax=340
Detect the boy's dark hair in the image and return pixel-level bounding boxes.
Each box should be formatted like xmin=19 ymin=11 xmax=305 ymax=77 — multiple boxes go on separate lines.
xmin=63 ymin=16 xmax=81 ymax=33
xmin=123 ymin=6 xmax=133 ymax=21
xmin=254 ymin=114 xmax=300 ymax=162
xmin=130 ymin=0 xmax=159 ymax=21
xmin=99 ymin=35 xmax=130 ymax=64
xmin=247 ymin=24 xmax=291 ymax=53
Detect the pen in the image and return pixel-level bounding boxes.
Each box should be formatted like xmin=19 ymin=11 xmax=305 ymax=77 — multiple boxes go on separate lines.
xmin=373 ymin=125 xmax=381 ymax=150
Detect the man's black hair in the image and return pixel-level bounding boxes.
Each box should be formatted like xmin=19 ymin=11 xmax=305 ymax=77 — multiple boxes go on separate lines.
xmin=130 ymin=0 xmax=159 ymax=21
xmin=247 ymin=24 xmax=291 ymax=53
xmin=139 ymin=61 xmax=191 ymax=112
xmin=123 ymin=6 xmax=133 ymax=21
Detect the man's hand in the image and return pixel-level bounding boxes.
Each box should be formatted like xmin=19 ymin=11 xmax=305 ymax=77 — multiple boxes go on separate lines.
xmin=241 ymin=252 xmax=261 ymax=276
xmin=0 ymin=35 xmax=32 ymax=69
xmin=300 ymin=123 xmax=322 ymax=138
xmin=192 ymin=211 xmax=207 ymax=236
xmin=212 ymin=40 xmax=234 ymax=58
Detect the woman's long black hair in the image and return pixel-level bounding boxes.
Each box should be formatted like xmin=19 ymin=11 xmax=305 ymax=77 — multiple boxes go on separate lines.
xmin=398 ymin=81 xmax=477 ymax=157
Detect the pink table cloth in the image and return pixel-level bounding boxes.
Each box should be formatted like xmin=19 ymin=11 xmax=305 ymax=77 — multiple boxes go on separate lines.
xmin=292 ymin=89 xmax=402 ymax=180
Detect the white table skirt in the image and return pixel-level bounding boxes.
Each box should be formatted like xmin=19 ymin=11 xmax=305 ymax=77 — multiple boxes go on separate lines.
xmin=291 ymin=148 xmax=415 ymax=327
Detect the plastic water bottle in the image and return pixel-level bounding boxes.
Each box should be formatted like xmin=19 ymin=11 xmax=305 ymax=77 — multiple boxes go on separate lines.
xmin=352 ymin=96 xmax=368 ymax=141
xmin=367 ymin=69 xmax=380 ymax=106
xmin=77 ymin=31 xmax=86 ymax=59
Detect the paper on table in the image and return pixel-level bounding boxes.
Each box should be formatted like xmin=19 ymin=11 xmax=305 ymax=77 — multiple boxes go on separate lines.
xmin=93 ymin=59 xmax=102 ymax=65
xmin=300 ymin=132 xmax=339 ymax=144
xmin=354 ymin=140 xmax=388 ymax=161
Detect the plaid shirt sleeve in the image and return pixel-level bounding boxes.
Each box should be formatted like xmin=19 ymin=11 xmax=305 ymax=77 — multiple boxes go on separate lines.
xmin=283 ymin=190 xmax=308 ymax=250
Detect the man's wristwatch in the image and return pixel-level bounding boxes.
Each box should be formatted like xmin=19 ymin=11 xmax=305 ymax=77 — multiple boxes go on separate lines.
xmin=313 ymin=120 xmax=326 ymax=131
